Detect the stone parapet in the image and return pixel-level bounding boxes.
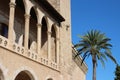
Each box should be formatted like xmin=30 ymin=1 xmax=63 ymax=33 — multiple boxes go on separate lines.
xmin=0 ymin=35 xmax=59 ymax=71
xmin=72 ymin=46 xmax=88 ymax=74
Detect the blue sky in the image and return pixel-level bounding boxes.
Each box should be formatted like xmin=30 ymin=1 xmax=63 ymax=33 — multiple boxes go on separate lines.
xmin=71 ymin=0 xmax=120 ymax=80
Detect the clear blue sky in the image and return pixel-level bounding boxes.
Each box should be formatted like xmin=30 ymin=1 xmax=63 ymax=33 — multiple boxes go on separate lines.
xmin=71 ymin=0 xmax=120 ymax=80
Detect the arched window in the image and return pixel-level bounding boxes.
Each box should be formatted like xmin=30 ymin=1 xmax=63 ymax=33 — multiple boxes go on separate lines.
xmin=41 ymin=17 xmax=48 ymax=47
xmin=15 ymin=71 xmax=34 ymax=80
xmin=51 ymin=25 xmax=57 ymax=62
xmin=29 ymin=7 xmax=37 ymax=49
xmin=0 ymin=23 xmax=8 ymax=38
xmin=41 ymin=17 xmax=48 ymax=58
xmin=15 ymin=0 xmax=25 ymax=44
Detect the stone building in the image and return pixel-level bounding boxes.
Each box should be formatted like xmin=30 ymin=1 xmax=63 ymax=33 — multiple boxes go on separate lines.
xmin=0 ymin=0 xmax=87 ymax=80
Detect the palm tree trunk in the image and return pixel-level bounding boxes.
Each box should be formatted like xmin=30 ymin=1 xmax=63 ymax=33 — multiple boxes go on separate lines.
xmin=92 ymin=55 xmax=96 ymax=80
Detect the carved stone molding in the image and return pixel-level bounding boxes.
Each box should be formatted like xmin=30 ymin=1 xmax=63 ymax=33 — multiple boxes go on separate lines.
xmin=24 ymin=14 xmax=30 ymax=19
xmin=9 ymin=2 xmax=16 ymax=8
xmin=37 ymin=23 xmax=42 ymax=28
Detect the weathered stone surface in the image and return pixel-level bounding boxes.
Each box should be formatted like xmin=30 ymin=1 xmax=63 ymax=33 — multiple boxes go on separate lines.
xmin=0 ymin=0 xmax=87 ymax=80
xmin=47 ymin=0 xmax=60 ymax=11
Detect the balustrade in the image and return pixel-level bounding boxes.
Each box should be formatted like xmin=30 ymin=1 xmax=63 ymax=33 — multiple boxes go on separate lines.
xmin=0 ymin=35 xmax=59 ymax=71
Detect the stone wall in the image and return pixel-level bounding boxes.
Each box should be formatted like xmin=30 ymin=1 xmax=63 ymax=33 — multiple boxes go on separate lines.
xmin=0 ymin=47 xmax=60 ymax=80
xmin=47 ymin=0 xmax=60 ymax=11
xmin=0 ymin=0 xmax=88 ymax=80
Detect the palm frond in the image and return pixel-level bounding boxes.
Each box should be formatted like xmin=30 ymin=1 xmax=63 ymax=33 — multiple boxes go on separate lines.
xmin=99 ymin=57 xmax=105 ymax=68
xmin=105 ymin=52 xmax=117 ymax=64
xmin=100 ymin=53 xmax=107 ymax=61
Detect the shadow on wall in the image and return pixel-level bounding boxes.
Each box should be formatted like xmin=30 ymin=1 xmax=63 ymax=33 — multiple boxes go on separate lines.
xmin=0 ymin=23 xmax=8 ymax=38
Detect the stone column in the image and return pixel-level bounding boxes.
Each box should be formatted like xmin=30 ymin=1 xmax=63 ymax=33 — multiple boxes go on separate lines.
xmin=56 ymin=37 xmax=60 ymax=64
xmin=8 ymin=2 xmax=16 ymax=43
xmin=24 ymin=14 xmax=30 ymax=50
xmin=37 ymin=24 xmax=41 ymax=54
xmin=47 ymin=31 xmax=51 ymax=60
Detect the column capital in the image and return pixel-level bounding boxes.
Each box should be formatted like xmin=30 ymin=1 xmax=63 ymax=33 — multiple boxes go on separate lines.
xmin=37 ymin=23 xmax=42 ymax=28
xmin=9 ymin=2 xmax=16 ymax=8
xmin=47 ymin=31 xmax=52 ymax=35
xmin=24 ymin=14 xmax=30 ymax=19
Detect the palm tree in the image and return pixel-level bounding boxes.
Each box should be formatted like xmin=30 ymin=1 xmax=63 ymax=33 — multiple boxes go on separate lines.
xmin=74 ymin=30 xmax=117 ymax=80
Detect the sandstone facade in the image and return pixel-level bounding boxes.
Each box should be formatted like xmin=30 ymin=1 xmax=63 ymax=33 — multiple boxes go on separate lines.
xmin=0 ymin=0 xmax=87 ymax=80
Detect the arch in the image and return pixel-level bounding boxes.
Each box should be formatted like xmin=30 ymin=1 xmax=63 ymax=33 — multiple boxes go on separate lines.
xmin=41 ymin=16 xmax=49 ymax=28
xmin=51 ymin=24 xmax=57 ymax=62
xmin=14 ymin=70 xmax=35 ymax=80
xmin=41 ymin=16 xmax=48 ymax=58
xmin=0 ymin=23 xmax=8 ymax=38
xmin=12 ymin=66 xmax=38 ymax=80
xmin=36 ymin=8 xmax=44 ymax=24
xmin=23 ymin=0 xmax=33 ymax=15
xmin=50 ymin=23 xmax=59 ymax=37
xmin=31 ymin=7 xmax=40 ymax=24
xmin=30 ymin=7 xmax=37 ymax=21
xmin=41 ymin=16 xmax=48 ymax=47
xmin=29 ymin=7 xmax=37 ymax=51
xmin=14 ymin=0 xmax=25 ymax=44
xmin=47 ymin=78 xmax=53 ymax=80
